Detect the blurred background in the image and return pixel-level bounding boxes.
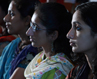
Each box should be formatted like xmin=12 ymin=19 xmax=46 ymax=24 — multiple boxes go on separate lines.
xmin=39 ymin=0 xmax=97 ymax=13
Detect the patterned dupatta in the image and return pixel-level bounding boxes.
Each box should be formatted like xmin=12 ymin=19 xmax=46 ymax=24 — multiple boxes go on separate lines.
xmin=24 ymin=52 xmax=74 ymax=79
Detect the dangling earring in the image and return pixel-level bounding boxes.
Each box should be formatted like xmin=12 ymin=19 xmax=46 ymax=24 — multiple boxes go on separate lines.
xmin=51 ymin=41 xmax=54 ymax=52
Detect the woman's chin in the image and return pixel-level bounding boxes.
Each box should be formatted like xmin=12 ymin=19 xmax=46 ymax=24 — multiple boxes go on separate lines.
xmin=31 ymin=42 xmax=37 ymax=47
xmin=7 ymin=29 xmax=13 ymax=34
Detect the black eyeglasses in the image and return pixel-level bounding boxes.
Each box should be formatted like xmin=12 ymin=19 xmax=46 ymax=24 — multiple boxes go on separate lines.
xmin=30 ymin=22 xmax=47 ymax=32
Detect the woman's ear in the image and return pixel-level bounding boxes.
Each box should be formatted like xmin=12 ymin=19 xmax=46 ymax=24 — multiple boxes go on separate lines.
xmin=51 ymin=31 xmax=58 ymax=41
xmin=24 ymin=15 xmax=31 ymax=26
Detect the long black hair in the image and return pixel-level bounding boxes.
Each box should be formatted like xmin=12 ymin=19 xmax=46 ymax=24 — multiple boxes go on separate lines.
xmin=35 ymin=3 xmax=72 ymax=58
xmin=74 ymin=2 xmax=97 ymax=76
xmin=12 ymin=0 xmax=40 ymax=18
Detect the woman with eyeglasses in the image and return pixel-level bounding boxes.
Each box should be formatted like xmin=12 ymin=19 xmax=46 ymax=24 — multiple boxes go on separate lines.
xmin=0 ymin=0 xmax=40 ymax=79
xmin=24 ymin=3 xmax=74 ymax=79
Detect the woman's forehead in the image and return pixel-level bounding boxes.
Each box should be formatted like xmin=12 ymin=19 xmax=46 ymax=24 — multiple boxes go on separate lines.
xmin=8 ymin=1 xmax=16 ymax=11
xmin=31 ymin=12 xmax=39 ymax=22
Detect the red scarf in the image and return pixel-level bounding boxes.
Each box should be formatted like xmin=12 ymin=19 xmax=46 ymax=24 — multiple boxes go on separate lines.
xmin=0 ymin=35 xmax=16 ymax=42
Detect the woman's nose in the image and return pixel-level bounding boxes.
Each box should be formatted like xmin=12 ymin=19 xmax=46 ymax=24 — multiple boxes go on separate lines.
xmin=66 ymin=28 xmax=75 ymax=39
xmin=26 ymin=27 xmax=34 ymax=36
xmin=3 ymin=14 xmax=10 ymax=22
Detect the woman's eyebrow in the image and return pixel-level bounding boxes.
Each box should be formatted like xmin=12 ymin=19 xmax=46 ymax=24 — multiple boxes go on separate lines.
xmin=73 ymin=21 xmax=81 ymax=25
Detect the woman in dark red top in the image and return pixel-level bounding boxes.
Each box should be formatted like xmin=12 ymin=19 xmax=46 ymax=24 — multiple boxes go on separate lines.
xmin=66 ymin=2 xmax=97 ymax=79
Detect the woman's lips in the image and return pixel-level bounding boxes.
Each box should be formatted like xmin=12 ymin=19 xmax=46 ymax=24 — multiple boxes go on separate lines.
xmin=6 ymin=25 xmax=10 ymax=28
xmin=69 ymin=41 xmax=76 ymax=47
xmin=70 ymin=42 xmax=75 ymax=46
xmin=29 ymin=36 xmax=34 ymax=42
xmin=30 ymin=38 xmax=33 ymax=42
xmin=6 ymin=22 xmax=11 ymax=28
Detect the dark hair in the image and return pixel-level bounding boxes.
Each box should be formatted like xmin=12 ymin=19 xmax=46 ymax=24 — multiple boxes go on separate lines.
xmin=11 ymin=0 xmax=40 ymax=18
xmin=75 ymin=2 xmax=97 ymax=34
xmin=74 ymin=2 xmax=97 ymax=75
xmin=0 ymin=0 xmax=10 ymax=14
xmin=35 ymin=3 xmax=72 ymax=58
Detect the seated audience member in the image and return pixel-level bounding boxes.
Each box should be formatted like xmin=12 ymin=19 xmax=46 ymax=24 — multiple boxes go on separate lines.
xmin=66 ymin=2 xmax=97 ymax=79
xmin=0 ymin=0 xmax=40 ymax=79
xmin=24 ymin=3 xmax=74 ymax=79
xmin=0 ymin=0 xmax=16 ymax=55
